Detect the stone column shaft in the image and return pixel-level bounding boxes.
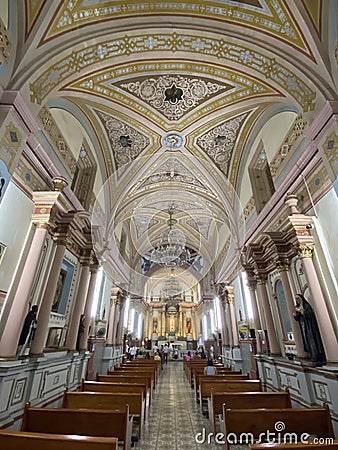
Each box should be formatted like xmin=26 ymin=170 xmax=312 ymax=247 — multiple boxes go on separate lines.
xmin=116 ymin=299 xmax=126 ymax=345
xmin=257 ymin=279 xmax=280 ymax=355
xmin=301 ymin=254 xmax=338 ymax=362
xmin=79 ymin=267 xmax=99 ymax=350
xmin=106 ymin=290 xmax=119 ymax=346
xmin=278 ymin=267 xmax=307 ymax=358
xmin=229 ymin=300 xmax=239 ymax=347
xmin=0 ymin=225 xmax=48 ymax=357
xmin=30 ymin=243 xmax=66 ymax=355
xmin=65 ymin=263 xmax=91 ymax=350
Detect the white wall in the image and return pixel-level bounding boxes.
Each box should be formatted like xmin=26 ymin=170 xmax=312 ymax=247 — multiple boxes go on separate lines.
xmin=0 ymin=181 xmax=33 ymax=294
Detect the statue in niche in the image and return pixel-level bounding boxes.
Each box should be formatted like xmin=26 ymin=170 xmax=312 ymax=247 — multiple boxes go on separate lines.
xmin=186 ymin=317 xmax=192 ymax=334
xmin=164 ymin=84 xmax=183 ymax=104
xmin=293 ymin=294 xmax=326 ymax=365
xmin=153 ymin=316 xmax=158 ymax=333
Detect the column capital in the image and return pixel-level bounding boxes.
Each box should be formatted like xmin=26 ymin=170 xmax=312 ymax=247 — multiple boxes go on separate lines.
xmin=257 ymin=274 xmax=268 ymax=285
xmin=297 ymin=243 xmax=314 ymax=259
xmin=247 ymin=279 xmax=257 ymax=291
xmin=275 ymin=258 xmax=290 ymax=272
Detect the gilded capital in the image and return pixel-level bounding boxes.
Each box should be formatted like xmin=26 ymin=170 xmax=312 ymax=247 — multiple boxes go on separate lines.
xmin=52 ymin=176 xmax=68 ymax=192
xmin=257 ymin=274 xmax=268 ymax=285
xmin=298 ymin=244 xmax=313 ymax=259
xmin=275 ymin=259 xmax=289 ymax=272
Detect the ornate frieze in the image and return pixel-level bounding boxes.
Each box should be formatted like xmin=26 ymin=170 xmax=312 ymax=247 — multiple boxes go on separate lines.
xmin=270 ymin=115 xmax=308 ymax=178
xmin=42 ymin=1 xmax=308 ymax=54
xmin=96 ymin=110 xmax=150 ymax=167
xmin=187 ymin=218 xmax=212 ymax=240
xmin=133 ymin=157 xmax=210 ymax=192
xmin=120 ymin=75 xmax=229 ymax=121
xmin=31 ymin=33 xmax=315 ymax=111
xmin=132 ymin=217 xmax=159 ymax=239
xmin=38 ymin=107 xmax=77 ymax=175
xmin=0 ymin=18 xmax=10 ymax=66
xmin=196 ymin=113 xmax=248 ymax=174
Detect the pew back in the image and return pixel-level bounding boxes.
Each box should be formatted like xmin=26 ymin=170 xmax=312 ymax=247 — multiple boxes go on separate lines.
xmin=63 ymin=391 xmax=144 ymax=438
xmin=222 ymin=406 xmax=334 ymax=450
xmin=0 ymin=430 xmax=118 ymax=450
xmin=211 ymin=391 xmax=291 ymax=433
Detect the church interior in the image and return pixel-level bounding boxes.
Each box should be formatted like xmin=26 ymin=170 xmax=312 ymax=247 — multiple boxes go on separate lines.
xmin=0 ymin=0 xmax=337 ymax=448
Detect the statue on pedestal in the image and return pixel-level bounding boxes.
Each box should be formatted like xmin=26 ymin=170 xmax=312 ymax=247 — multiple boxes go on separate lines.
xmin=293 ymin=294 xmax=326 ymax=365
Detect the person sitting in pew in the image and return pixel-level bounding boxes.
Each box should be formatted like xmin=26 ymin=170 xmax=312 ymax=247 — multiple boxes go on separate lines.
xmin=204 ymin=359 xmax=217 ymax=375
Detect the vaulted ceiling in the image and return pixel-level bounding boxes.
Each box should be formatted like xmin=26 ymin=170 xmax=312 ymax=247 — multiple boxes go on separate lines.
xmin=3 ymin=0 xmax=336 ymax=293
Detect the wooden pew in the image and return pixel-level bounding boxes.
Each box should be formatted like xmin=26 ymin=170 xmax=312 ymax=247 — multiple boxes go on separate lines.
xmin=97 ymin=374 xmax=153 ymax=404
xmin=210 ymin=391 xmax=291 ymax=434
xmin=82 ymin=380 xmax=148 ymax=415
xmin=63 ymin=391 xmax=144 ymax=438
xmin=199 ymin=379 xmax=262 ymax=413
xmin=109 ymin=368 xmax=155 ymax=387
xmin=0 ymin=430 xmax=118 ymax=449
xmin=21 ymin=402 xmax=132 ymax=450
xmin=221 ymin=405 xmax=334 ymax=450
xmin=251 ymin=441 xmax=338 ymax=450
xmin=195 ymin=373 xmax=249 ymax=398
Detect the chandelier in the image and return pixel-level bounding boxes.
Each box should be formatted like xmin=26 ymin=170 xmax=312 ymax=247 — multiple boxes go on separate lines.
xmin=150 ymin=202 xmax=191 ymax=267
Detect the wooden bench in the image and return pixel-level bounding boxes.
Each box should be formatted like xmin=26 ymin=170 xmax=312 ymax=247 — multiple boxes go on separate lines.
xmin=220 ymin=405 xmax=334 ymax=450
xmin=195 ymin=373 xmax=249 ymax=398
xmin=97 ymin=374 xmax=153 ymax=404
xmin=110 ymin=368 xmax=156 ymax=387
xmin=82 ymin=380 xmax=149 ymax=412
xmin=210 ymin=391 xmax=291 ymax=434
xmin=250 ymin=441 xmax=338 ymax=450
xmin=63 ymin=391 xmax=145 ymax=438
xmin=199 ymin=379 xmax=262 ymax=413
xmin=0 ymin=430 xmax=118 ymax=449
xmin=21 ymin=402 xmax=132 ymax=450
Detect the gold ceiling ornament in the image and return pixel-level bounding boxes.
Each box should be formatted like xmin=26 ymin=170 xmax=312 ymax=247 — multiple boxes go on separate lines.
xmin=31 ymin=33 xmax=315 ymax=111
xmin=64 ymin=60 xmax=275 ymax=130
xmin=41 ymin=0 xmax=310 ymax=55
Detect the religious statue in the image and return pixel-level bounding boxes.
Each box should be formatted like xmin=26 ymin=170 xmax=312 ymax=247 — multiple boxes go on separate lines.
xmin=152 ymin=317 xmax=158 ymax=333
xmin=186 ymin=317 xmax=192 ymax=334
xmin=293 ymin=294 xmax=326 ymax=365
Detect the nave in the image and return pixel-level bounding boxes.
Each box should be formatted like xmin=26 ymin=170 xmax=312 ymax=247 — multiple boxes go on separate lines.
xmin=136 ymin=361 xmax=221 ymax=450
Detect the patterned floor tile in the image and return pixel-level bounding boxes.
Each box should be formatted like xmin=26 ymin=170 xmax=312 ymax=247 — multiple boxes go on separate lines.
xmin=134 ymin=362 xmax=222 ymax=450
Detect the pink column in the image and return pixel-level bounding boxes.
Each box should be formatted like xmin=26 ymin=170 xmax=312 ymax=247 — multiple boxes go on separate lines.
xmin=30 ymin=242 xmax=66 ymax=355
xmin=225 ymin=302 xmax=233 ymax=347
xmin=106 ymin=290 xmax=119 ymax=346
xmin=277 ymin=263 xmax=307 ymax=359
xmin=219 ymin=299 xmax=229 ymax=346
xmin=65 ymin=262 xmax=91 ymax=350
xmin=0 ymin=225 xmax=48 ymax=358
xmin=256 ymin=277 xmax=281 ymax=355
xmin=299 ymin=246 xmax=338 ymax=362
xmin=116 ymin=297 xmax=126 ymax=345
xmin=80 ymin=265 xmax=99 ymax=350
xmin=247 ymin=281 xmax=262 ymax=354
xmin=228 ymin=298 xmax=239 ymax=347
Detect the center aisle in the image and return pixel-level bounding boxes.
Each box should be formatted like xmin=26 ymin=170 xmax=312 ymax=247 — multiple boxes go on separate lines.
xmin=135 ymin=361 xmax=222 ymax=450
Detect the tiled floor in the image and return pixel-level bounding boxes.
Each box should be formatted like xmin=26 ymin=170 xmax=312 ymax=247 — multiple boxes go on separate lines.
xmin=135 ymin=361 xmax=222 ymax=450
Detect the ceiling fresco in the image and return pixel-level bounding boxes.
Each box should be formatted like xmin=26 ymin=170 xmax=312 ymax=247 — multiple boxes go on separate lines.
xmin=4 ymin=0 xmax=333 ymax=286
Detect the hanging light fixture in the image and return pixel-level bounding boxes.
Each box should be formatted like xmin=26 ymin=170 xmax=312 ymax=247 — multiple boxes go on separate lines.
xmin=150 ymin=202 xmax=191 ymax=267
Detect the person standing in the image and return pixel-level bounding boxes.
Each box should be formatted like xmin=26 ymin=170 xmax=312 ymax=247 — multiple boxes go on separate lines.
xmin=129 ymin=345 xmax=136 ymax=361
xmin=17 ymin=305 xmax=38 ymax=355
xmin=163 ymin=343 xmax=169 ymax=363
